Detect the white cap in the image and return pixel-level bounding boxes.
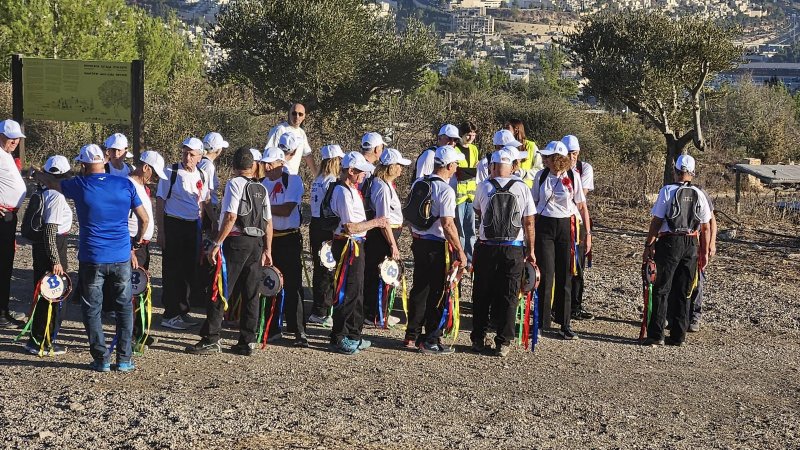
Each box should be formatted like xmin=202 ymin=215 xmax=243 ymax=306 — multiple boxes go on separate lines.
xmin=125 ymin=151 xmax=133 ymax=158
xmin=492 ymin=130 xmax=522 ymax=148
xmin=203 ymin=132 xmax=229 ymax=152
xmin=434 ymin=145 xmax=466 ymax=166
xmin=490 ymin=150 xmax=513 ymax=165
xmin=540 ymin=141 xmax=568 ymax=157
xmin=320 ymin=144 xmax=344 ymax=160
xmin=561 ymin=135 xmax=580 ymax=152
xmin=140 ymin=150 xmax=168 ymax=180
xmin=261 ymin=147 xmax=286 ymax=163
xmin=104 ymin=133 xmax=128 ymax=151
xmin=0 ymin=119 xmax=25 ymax=139
xmin=182 ymin=137 xmax=203 ymax=152
xmin=342 ymin=151 xmax=375 ymax=173
xmin=675 ymin=154 xmax=696 ymax=174
xmin=379 ymin=148 xmax=412 ymax=166
xmin=75 ymin=144 xmax=105 ymax=164
xmin=43 ymin=155 xmax=70 ymax=174
xmin=278 ymin=132 xmax=301 ymax=152
xmin=250 ymin=148 xmax=262 ymax=161
xmin=501 ymin=144 xmax=528 ymax=161
xmin=361 ymin=132 xmax=386 ymax=150
xmin=438 ymin=124 xmax=460 ymax=139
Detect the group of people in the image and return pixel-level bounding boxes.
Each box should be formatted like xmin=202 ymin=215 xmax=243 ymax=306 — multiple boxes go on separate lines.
xmin=0 ymin=102 xmax=716 ymax=370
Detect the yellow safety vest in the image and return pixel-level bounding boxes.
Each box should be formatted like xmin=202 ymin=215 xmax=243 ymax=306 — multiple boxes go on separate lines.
xmin=518 ymin=140 xmax=543 ymax=188
xmin=455 ymin=143 xmax=479 ymax=204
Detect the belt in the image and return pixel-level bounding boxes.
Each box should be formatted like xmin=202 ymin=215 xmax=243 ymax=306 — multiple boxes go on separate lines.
xmin=658 ymin=231 xmax=699 ymax=238
xmin=273 ymin=228 xmax=299 ymax=237
xmin=334 ymin=234 xmax=365 ymax=243
xmin=391 ymin=224 xmax=403 ymax=229
xmin=165 ymin=214 xmax=199 ymax=222
xmin=412 ymin=233 xmax=445 ymax=242
xmin=478 ymin=240 xmax=524 ymax=247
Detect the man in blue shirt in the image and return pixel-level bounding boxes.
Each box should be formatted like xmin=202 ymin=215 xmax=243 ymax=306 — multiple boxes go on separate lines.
xmin=35 ymin=144 xmax=149 ymax=372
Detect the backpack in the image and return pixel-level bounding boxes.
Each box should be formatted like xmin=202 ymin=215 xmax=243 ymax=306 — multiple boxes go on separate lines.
xmin=665 ymin=182 xmax=702 ymax=234
xmin=403 ymin=176 xmax=443 ymax=230
xmin=361 ymin=175 xmax=376 ymax=220
xmin=235 ymin=177 xmax=268 ymax=237
xmin=483 ymin=179 xmax=523 ymax=241
xmin=319 ymin=180 xmax=343 ymax=232
xmin=166 ymin=163 xmax=207 ymax=199
xmin=21 ymin=186 xmax=47 ymax=242
xmin=574 ymin=160 xmax=584 ymax=175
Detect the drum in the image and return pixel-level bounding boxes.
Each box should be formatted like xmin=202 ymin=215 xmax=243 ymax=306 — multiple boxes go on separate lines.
xmin=130 ymin=267 xmax=150 ymax=296
xmin=319 ymin=240 xmax=336 ymax=271
xmin=378 ymin=257 xmax=403 ymax=287
xmin=260 ymin=265 xmax=284 ymax=297
xmin=521 ymin=261 xmax=541 ymax=293
xmin=642 ymin=259 xmax=657 ymax=284
xmin=38 ymin=273 xmax=72 ymax=303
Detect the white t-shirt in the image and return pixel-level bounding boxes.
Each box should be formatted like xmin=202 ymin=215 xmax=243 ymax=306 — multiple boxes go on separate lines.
xmin=128 ymin=178 xmax=154 ymax=241
xmin=265 ymin=121 xmax=312 ymax=175
xmin=105 ymin=162 xmax=132 ymax=178
xmin=0 ymin=149 xmax=25 ymax=210
xmin=220 ymin=176 xmax=272 ymax=235
xmin=415 ymin=148 xmax=435 ymax=180
xmin=156 ymin=163 xmax=210 ymax=220
xmin=473 ymin=177 xmax=535 ymax=241
xmin=42 ymin=189 xmax=72 ymax=235
xmin=197 ymin=157 xmax=220 ymax=205
xmin=409 ymin=176 xmax=456 ymax=240
xmin=651 ymin=183 xmax=712 ymax=234
xmin=310 ymin=174 xmax=336 ymax=218
xmin=261 ymin=171 xmax=303 ymax=230
xmin=575 ymin=161 xmax=595 ymax=192
xmin=476 ymin=157 xmax=489 ymax=184
xmin=531 ymin=169 xmax=587 ymax=218
xmin=370 ymin=177 xmax=403 ymax=226
xmin=331 ymin=184 xmax=367 ymax=238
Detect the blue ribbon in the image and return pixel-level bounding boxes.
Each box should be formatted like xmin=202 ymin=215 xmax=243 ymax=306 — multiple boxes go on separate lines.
xmin=531 ymin=291 xmax=539 ymax=352
xmin=277 ymin=289 xmax=285 ymax=332
xmin=414 ymin=233 xmax=445 ymax=242
xmin=220 ymin=248 xmax=229 ymax=298
xmin=480 ymin=240 xmax=524 ymax=247
xmin=377 ymin=280 xmax=385 ymax=327
xmin=436 ymin=292 xmax=450 ymax=331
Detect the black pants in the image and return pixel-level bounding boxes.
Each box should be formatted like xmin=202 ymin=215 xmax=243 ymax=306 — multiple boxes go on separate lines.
xmin=649 ymin=235 xmax=698 ymax=343
xmin=200 ymin=235 xmax=263 ymax=344
xmin=471 ymin=243 xmax=524 ymax=348
xmin=309 ymin=218 xmax=334 ymax=317
xmin=689 ymin=270 xmax=705 ymax=323
xmin=161 ymin=216 xmax=200 ymax=320
xmin=0 ymin=213 xmax=17 ymax=314
xmin=570 ymin=222 xmax=588 ymax=313
xmin=31 ymin=235 xmax=68 ymax=343
xmin=267 ymin=231 xmax=305 ymax=337
xmin=405 ymin=238 xmax=447 ymax=345
xmin=534 ymin=215 xmax=573 ymax=330
xmin=330 ymin=238 xmax=365 ymax=344
xmin=363 ymin=227 xmax=401 ymax=322
xmin=132 ymin=244 xmax=150 ymax=344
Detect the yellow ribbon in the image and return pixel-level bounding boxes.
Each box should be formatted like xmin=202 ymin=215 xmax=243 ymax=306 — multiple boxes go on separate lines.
xmin=216 ymin=269 xmax=229 ymax=312
xmin=40 ymin=302 xmax=54 ymax=357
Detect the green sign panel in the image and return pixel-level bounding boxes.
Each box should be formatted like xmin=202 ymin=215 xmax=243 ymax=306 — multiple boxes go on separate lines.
xmin=22 ymin=58 xmax=132 ymax=125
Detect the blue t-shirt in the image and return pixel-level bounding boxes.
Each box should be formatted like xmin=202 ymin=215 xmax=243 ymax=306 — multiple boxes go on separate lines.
xmin=61 ymin=174 xmax=142 ymax=264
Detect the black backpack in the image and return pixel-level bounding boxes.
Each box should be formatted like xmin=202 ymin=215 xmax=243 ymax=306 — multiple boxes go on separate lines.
xmin=361 ymin=175 xmax=376 ymax=220
xmin=415 ymin=146 xmax=436 ymax=175
xmin=166 ymin=163 xmax=207 ymax=199
xmin=666 ymin=182 xmax=702 ymax=234
xmin=20 ymin=186 xmax=47 ymax=243
xmin=483 ymin=179 xmax=523 ymax=241
xmin=235 ymin=177 xmax=268 ymax=237
xmin=403 ymin=176 xmax=443 ymax=230
xmin=319 ymin=180 xmax=343 ymax=232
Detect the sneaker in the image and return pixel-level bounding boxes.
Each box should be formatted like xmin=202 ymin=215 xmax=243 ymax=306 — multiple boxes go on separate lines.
xmin=666 ymin=337 xmax=685 ymax=347
xmin=335 ymin=338 xmax=360 ymax=355
xmin=144 ymin=336 xmax=157 ymax=346
xmin=24 ymin=341 xmax=67 ymax=356
xmin=559 ymin=327 xmax=579 ymax=340
xmin=470 ymin=341 xmax=486 ymax=353
xmin=308 ymin=314 xmax=331 ymax=326
xmin=641 ymin=337 xmax=665 ymax=346
xmin=114 ymin=360 xmax=135 ymax=372
xmin=402 ymin=339 xmax=418 ymax=349
xmin=386 ymin=316 xmax=401 ymax=327
xmin=185 ymin=340 xmax=222 ymax=355
xmin=294 ymin=336 xmax=310 ymax=348
xmin=688 ymin=320 xmax=700 ymax=333
xmin=161 ymin=316 xmax=190 ymax=330
xmin=495 ymin=345 xmax=511 ymax=357
xmin=180 ymin=314 xmax=199 ymax=325
xmin=419 ymin=342 xmax=455 ymax=355
xmin=267 ymin=333 xmax=283 ymax=343
xmin=357 ymin=339 xmax=371 ymax=350
xmin=0 ymin=310 xmax=26 ymax=328
xmin=230 ymin=342 xmax=253 ymax=356
xmin=89 ymin=359 xmax=111 ymax=372
xmin=363 ymin=318 xmax=376 ymax=327
xmin=571 ymin=309 xmax=595 ymax=320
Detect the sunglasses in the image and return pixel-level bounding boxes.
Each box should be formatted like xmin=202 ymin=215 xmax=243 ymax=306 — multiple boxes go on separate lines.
xmin=291 ymin=111 xmax=305 ymax=117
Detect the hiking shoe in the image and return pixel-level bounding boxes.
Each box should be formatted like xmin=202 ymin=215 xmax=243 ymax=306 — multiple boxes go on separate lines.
xmin=688 ymin=320 xmax=700 ymax=333
xmin=470 ymin=341 xmax=486 ymax=353
xmin=308 ymin=314 xmax=333 ymax=328
xmin=419 ymin=342 xmax=455 ymax=355
xmin=559 ymin=327 xmax=579 ymax=340
xmin=641 ymin=337 xmax=665 ymax=347
xmin=402 ymin=339 xmax=418 ymax=349
xmin=571 ymin=309 xmax=595 ymax=320
xmin=185 ymin=340 xmax=222 ymax=355
xmin=230 ymin=342 xmax=253 ymax=356
xmin=161 ymin=316 xmax=191 ymax=330
xmin=0 ymin=310 xmax=26 ymax=328
xmin=495 ymin=345 xmax=511 ymax=357
xmin=114 ymin=360 xmax=135 ymax=372
xmin=89 ymin=359 xmax=111 ymax=372
xmin=357 ymin=339 xmax=371 ymax=351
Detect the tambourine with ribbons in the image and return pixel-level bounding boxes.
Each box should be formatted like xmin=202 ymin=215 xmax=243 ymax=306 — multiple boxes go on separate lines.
xmin=131 ymin=267 xmax=150 ymax=297
xmin=131 ymin=267 xmax=153 ymax=355
xmin=256 ymin=265 xmax=285 ymax=347
xmin=319 ymin=240 xmax=336 ymax=271
xmin=521 ymin=261 xmax=541 ymax=293
xmin=38 ymin=273 xmax=72 ymax=302
xmin=375 ymin=258 xmax=407 ymax=329
xmin=378 ymin=257 xmax=404 ymax=287
xmin=260 ymin=265 xmax=284 ymax=298
xmin=639 ymin=259 xmax=657 ymax=340
xmin=16 ymin=272 xmax=72 ymax=356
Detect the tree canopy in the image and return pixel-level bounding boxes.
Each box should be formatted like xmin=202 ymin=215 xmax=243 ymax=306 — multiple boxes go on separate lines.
xmin=211 ymin=0 xmax=439 ymax=113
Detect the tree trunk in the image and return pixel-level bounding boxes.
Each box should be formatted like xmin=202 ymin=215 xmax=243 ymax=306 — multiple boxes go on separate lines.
xmin=663 ymin=134 xmax=679 ymax=186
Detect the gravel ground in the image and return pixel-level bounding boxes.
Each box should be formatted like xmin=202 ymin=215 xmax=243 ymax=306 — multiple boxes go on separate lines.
xmin=1 ymin=203 xmax=799 ymax=449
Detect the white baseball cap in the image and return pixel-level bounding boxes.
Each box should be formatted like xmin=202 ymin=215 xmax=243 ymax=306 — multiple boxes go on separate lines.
xmin=321 ymin=144 xmax=345 ymax=160
xmin=379 ymin=148 xmax=411 ymax=166
xmin=501 ymin=145 xmax=528 ymax=161
xmin=261 ymin=147 xmax=286 ymax=163
xmin=342 ymin=151 xmax=375 ymax=173
xmin=0 ymin=119 xmax=25 ymax=139
xmin=104 ymin=133 xmax=128 ymax=151
xmin=561 ymin=135 xmax=580 ymax=152
xmin=278 ymin=132 xmax=301 ymax=152
xmin=75 ymin=144 xmax=105 ymax=164
xmin=493 ymin=130 xmax=522 ymax=148
xmin=182 ymin=137 xmax=203 ymax=152
xmin=43 ymin=155 xmax=70 ymax=174
xmin=540 ymin=141 xmax=568 ymax=157
xmin=490 ymin=150 xmax=513 ymax=166
xmin=140 ymin=150 xmax=168 ymax=180
xmin=438 ymin=124 xmax=460 ymax=139
xmin=434 ymin=145 xmax=466 ymax=166
xmin=675 ymin=154 xmax=696 ymax=174
xmin=250 ymin=148 xmax=262 ymax=161
xmin=361 ymin=132 xmax=386 ymax=150
xmin=203 ymin=132 xmax=229 ymax=152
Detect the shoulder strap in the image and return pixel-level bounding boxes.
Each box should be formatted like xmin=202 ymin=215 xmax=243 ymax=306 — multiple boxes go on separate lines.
xmin=166 ymin=163 xmax=179 ymax=199
xmin=576 ymin=160 xmax=583 ymax=175
xmin=104 ymin=163 xmax=110 ymax=174
xmin=282 ymin=171 xmax=289 ymax=189
xmin=538 ymin=167 xmax=551 ymax=187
